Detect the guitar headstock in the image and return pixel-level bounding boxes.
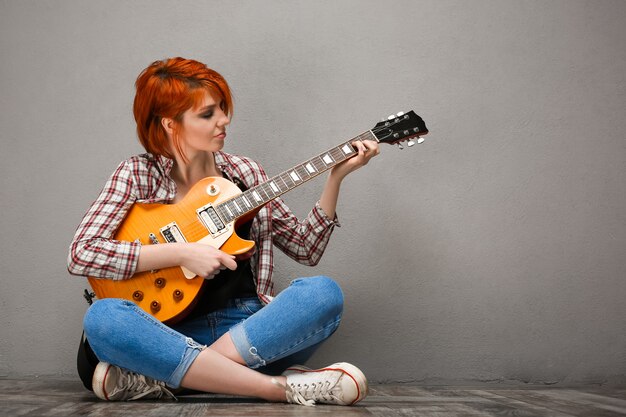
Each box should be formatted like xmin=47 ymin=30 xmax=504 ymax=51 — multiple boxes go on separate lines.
xmin=371 ymin=111 xmax=429 ymax=148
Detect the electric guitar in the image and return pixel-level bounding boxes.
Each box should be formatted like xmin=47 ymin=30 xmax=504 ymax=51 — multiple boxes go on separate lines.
xmin=88 ymin=111 xmax=429 ymax=323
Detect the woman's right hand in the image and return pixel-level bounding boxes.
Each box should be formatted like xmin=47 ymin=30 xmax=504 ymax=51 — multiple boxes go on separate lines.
xmin=136 ymin=242 xmax=237 ymax=279
xmin=179 ymin=243 xmax=238 ymax=279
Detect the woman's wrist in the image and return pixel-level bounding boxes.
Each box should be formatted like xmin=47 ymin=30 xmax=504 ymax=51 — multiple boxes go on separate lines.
xmin=327 ymin=169 xmax=346 ymax=186
xmin=171 ymin=242 xmax=187 ymax=266
xmin=137 ymin=241 xmax=187 ymax=273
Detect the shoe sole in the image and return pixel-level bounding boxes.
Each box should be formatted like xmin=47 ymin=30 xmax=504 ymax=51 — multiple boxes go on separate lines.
xmin=92 ymin=362 xmax=113 ymax=401
xmin=285 ymin=362 xmax=368 ymax=405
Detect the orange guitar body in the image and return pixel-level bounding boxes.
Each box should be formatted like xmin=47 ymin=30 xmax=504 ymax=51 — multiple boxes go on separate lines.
xmin=87 ymin=177 xmax=258 ymax=324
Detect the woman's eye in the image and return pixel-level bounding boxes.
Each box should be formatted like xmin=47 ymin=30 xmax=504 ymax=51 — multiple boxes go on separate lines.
xmin=201 ymin=112 xmax=214 ymax=119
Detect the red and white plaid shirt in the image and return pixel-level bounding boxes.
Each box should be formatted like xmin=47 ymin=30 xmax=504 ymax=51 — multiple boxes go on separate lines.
xmin=67 ymin=151 xmax=339 ymax=304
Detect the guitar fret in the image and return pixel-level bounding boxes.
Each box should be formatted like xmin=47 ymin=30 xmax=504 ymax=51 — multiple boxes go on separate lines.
xmin=262 ymin=183 xmax=275 ymax=199
xmin=311 ymin=156 xmax=323 ymax=171
xmin=277 ymin=174 xmax=291 ymax=189
xmin=242 ymin=194 xmax=252 ymax=208
xmin=295 ymin=165 xmax=310 ymax=181
xmin=256 ymin=184 xmax=269 ymax=200
xmin=330 ymin=145 xmax=347 ymax=161
xmin=217 ymin=206 xmax=230 ymax=223
xmin=283 ymin=172 xmax=296 ymax=186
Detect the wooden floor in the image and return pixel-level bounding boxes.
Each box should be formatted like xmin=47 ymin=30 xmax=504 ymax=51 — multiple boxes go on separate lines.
xmin=1 ymin=378 xmax=625 ymax=416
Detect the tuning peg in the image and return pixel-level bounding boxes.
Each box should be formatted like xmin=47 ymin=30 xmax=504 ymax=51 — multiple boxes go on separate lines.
xmin=396 ymin=111 xmax=405 ymax=117
xmin=407 ymin=139 xmax=415 ymax=147
xmin=397 ymin=143 xmax=404 ymax=150
xmin=387 ymin=114 xmax=395 ymax=120
xmin=417 ymin=137 xmax=425 ymax=144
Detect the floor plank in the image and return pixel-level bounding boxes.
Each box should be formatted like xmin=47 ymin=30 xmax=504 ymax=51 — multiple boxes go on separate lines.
xmin=0 ymin=378 xmax=625 ymax=417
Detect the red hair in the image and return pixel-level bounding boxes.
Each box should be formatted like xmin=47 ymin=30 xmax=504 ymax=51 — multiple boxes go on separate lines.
xmin=133 ymin=57 xmax=233 ymax=160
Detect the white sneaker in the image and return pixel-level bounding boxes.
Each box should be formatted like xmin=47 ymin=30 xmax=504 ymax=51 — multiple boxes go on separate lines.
xmin=92 ymin=362 xmax=176 ymax=401
xmin=273 ymin=362 xmax=368 ymax=406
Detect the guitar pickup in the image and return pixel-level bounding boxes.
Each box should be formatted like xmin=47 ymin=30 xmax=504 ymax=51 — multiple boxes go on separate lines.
xmin=160 ymin=222 xmax=187 ymax=243
xmin=197 ymin=204 xmax=227 ymax=236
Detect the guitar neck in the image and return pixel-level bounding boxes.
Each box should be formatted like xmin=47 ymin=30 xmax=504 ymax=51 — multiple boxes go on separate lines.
xmin=215 ymin=130 xmax=377 ymax=223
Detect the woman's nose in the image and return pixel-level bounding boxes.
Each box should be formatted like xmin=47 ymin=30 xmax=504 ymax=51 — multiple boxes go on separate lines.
xmin=218 ymin=109 xmax=230 ymax=127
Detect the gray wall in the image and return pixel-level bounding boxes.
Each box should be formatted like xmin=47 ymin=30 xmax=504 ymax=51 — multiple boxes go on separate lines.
xmin=1 ymin=0 xmax=624 ymax=384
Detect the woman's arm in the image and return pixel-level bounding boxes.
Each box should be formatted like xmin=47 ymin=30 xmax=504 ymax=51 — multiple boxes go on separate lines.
xmin=136 ymin=242 xmax=236 ymax=279
xmin=272 ymin=139 xmax=380 ymax=265
xmin=319 ymin=139 xmax=379 ymax=219
xmin=67 ymin=160 xmax=141 ymax=279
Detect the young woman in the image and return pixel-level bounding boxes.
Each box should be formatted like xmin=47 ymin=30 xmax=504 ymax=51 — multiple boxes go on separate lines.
xmin=68 ymin=57 xmax=379 ymax=406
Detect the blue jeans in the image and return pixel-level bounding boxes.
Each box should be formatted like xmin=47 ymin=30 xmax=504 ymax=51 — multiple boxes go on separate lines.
xmin=83 ymin=276 xmax=343 ymax=388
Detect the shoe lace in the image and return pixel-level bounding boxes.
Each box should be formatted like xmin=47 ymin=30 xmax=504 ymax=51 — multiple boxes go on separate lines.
xmin=271 ymin=378 xmax=336 ymax=406
xmin=119 ymin=372 xmax=177 ymax=401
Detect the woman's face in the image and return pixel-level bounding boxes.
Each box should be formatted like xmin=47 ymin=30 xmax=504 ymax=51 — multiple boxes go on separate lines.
xmin=177 ymin=91 xmax=230 ymax=155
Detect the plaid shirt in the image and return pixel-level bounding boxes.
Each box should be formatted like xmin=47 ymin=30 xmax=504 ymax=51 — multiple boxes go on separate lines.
xmin=68 ymin=151 xmax=339 ymax=304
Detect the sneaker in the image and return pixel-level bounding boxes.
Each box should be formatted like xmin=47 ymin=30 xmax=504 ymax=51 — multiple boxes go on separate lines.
xmin=92 ymin=362 xmax=176 ymax=401
xmin=273 ymin=362 xmax=368 ymax=406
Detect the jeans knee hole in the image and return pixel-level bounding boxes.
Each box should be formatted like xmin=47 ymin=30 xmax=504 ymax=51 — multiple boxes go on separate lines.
xmin=185 ymin=337 xmax=205 ymax=351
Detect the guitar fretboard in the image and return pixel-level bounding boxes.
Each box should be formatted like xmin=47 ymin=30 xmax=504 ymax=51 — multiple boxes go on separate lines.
xmin=214 ymin=130 xmax=376 ymax=223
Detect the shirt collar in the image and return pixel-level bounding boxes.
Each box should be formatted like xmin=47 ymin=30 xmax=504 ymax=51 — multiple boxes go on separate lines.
xmin=213 ymin=151 xmax=229 ymax=171
xmin=155 ymin=153 xmax=174 ymax=176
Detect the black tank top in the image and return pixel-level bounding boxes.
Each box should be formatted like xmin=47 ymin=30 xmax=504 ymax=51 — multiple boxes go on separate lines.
xmin=185 ymin=176 xmax=257 ymax=320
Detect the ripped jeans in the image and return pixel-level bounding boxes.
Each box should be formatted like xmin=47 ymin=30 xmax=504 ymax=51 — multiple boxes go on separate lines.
xmin=83 ymin=276 xmax=343 ymax=388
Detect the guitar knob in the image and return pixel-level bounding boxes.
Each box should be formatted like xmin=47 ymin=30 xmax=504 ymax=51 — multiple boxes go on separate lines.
xmin=397 ymin=143 xmax=404 ymax=150
xmin=154 ymin=277 xmax=166 ymax=288
xmin=150 ymin=301 xmax=161 ymax=313
xmin=173 ymin=289 xmax=184 ymax=301
xmin=407 ymin=139 xmax=415 ymax=147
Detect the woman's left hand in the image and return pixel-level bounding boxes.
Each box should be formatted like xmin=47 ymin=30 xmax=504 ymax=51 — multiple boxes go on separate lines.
xmin=330 ymin=139 xmax=380 ymax=181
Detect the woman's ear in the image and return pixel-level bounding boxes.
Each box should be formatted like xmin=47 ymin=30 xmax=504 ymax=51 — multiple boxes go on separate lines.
xmin=161 ymin=117 xmax=175 ymax=135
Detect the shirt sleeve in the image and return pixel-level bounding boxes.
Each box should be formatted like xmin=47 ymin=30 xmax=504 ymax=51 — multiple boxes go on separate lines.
xmin=270 ymin=196 xmax=340 ymax=266
xmin=67 ymin=160 xmax=142 ymax=280
xmin=222 ymin=152 xmax=340 ymax=268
